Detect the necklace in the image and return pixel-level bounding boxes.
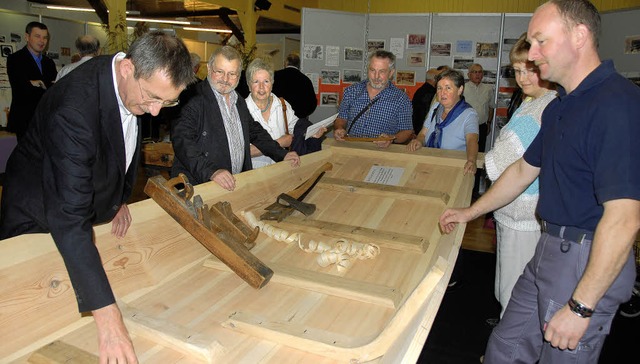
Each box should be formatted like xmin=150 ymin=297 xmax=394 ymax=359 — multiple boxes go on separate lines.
xmin=259 ymin=96 xmax=272 ymax=113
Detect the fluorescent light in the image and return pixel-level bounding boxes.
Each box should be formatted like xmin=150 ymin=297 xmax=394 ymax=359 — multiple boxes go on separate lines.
xmin=128 ymin=17 xmax=198 ymax=26
xmin=30 ymin=4 xmax=140 ymax=15
xmin=183 ymin=27 xmax=232 ymax=34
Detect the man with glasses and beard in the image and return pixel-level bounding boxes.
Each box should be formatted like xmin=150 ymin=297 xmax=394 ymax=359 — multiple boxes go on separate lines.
xmin=171 ymin=46 xmax=300 ymax=191
xmin=333 ymin=50 xmax=413 ymax=148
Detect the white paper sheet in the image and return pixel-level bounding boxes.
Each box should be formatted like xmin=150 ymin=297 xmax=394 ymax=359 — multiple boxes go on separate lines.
xmin=306 ymin=113 xmax=338 ymax=139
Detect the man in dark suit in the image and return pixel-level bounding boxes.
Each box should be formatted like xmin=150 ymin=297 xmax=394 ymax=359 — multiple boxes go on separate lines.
xmin=411 ymin=68 xmax=439 ymax=134
xmin=272 ymin=52 xmax=317 ymax=118
xmin=0 ymin=31 xmax=194 ymax=363
xmin=171 ymin=45 xmax=300 ymax=191
xmin=6 ymin=21 xmax=57 ymax=141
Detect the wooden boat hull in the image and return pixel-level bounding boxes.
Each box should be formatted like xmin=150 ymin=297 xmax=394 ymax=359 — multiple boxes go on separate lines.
xmin=0 ymin=140 xmax=476 ymax=363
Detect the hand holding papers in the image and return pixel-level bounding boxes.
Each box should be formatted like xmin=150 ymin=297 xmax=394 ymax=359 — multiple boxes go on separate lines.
xmin=306 ymin=113 xmax=338 ymax=139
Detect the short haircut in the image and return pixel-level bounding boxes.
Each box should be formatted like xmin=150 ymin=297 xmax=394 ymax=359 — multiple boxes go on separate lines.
xmin=125 ymin=31 xmax=195 ymax=89
xmin=549 ymin=0 xmax=601 ymax=47
xmin=426 ymin=68 xmax=439 ymax=81
xmin=368 ymin=50 xmax=396 ymax=70
xmin=75 ymin=35 xmax=100 ymax=57
xmin=469 ymin=63 xmax=483 ymax=72
xmin=208 ymin=46 xmax=242 ymax=72
xmin=190 ymin=53 xmax=201 ymax=68
xmin=436 ymin=65 xmax=450 ymax=72
xmin=246 ymin=58 xmax=274 ymax=87
xmin=26 ymin=22 xmax=48 ymax=34
xmin=509 ymin=32 xmax=530 ymax=65
xmin=285 ymin=52 xmax=300 ymax=68
xmin=436 ymin=69 xmax=465 ymax=89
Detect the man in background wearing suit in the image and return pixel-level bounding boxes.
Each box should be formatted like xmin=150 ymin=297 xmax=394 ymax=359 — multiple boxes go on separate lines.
xmin=272 ymin=52 xmax=317 ymax=118
xmin=6 ymin=21 xmax=57 ymax=141
xmin=0 ymin=31 xmax=195 ymax=363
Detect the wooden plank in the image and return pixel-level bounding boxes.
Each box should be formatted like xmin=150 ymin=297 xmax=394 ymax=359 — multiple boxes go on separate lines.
xmin=120 ymin=301 xmax=223 ymax=364
xmin=272 ymin=216 xmax=428 ymax=252
xmin=203 ymin=258 xmax=402 ymax=309
xmin=28 ymin=341 xmax=97 ymax=364
xmin=317 ymin=177 xmax=450 ymax=204
xmin=221 ymin=257 xmax=446 ymax=362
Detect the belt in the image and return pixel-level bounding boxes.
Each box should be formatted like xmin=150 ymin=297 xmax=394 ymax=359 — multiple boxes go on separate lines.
xmin=541 ymin=221 xmax=594 ymax=244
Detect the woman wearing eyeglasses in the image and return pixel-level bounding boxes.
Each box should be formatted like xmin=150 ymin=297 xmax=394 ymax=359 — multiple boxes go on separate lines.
xmin=484 ymin=32 xmax=556 ymax=319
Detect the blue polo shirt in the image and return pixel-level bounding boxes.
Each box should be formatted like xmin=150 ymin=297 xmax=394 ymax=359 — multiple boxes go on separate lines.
xmin=523 ymin=60 xmax=640 ymax=231
xmin=338 ymin=80 xmax=413 ymax=137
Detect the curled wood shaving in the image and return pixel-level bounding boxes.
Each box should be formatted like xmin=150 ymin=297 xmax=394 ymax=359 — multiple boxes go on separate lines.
xmin=240 ymin=210 xmax=300 ymax=245
xmin=240 ymin=211 xmax=380 ymax=272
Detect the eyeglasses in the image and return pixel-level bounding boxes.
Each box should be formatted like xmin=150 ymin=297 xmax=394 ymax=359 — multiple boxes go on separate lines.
xmin=513 ymin=68 xmax=537 ymax=77
xmin=212 ymin=69 xmax=240 ymax=80
xmin=469 ymin=70 xmax=483 ymax=74
xmin=136 ymin=78 xmax=179 ymax=108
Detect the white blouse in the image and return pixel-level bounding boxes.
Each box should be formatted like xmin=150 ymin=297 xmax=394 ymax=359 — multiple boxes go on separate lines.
xmin=246 ymin=92 xmax=298 ymax=168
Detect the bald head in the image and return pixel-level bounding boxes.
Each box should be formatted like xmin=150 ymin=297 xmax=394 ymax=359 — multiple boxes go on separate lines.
xmin=426 ymin=68 xmax=439 ymax=86
xmin=75 ymin=35 xmax=100 ymax=57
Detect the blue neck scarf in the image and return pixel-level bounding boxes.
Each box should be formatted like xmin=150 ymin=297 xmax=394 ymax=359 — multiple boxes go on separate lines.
xmin=425 ymin=97 xmax=472 ymax=149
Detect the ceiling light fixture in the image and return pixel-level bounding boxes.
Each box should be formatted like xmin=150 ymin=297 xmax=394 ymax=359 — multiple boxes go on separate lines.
xmin=183 ymin=27 xmax=233 ymax=34
xmin=127 ymin=17 xmax=199 ymax=26
xmin=29 ymin=4 xmax=140 ymax=15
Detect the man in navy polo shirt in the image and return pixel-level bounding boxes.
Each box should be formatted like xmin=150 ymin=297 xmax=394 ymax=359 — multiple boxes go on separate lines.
xmin=438 ymin=0 xmax=640 ymax=362
xmin=333 ymin=50 xmax=414 ymax=148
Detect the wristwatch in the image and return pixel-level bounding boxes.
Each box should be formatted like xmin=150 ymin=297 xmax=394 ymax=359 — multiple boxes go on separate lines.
xmin=568 ymin=297 xmax=594 ymax=318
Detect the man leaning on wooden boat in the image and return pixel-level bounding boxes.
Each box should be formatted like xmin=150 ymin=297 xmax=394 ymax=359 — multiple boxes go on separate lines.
xmin=0 ymin=31 xmax=195 ymax=363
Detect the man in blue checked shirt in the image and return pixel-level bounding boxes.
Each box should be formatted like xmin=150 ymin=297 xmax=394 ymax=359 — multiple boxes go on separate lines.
xmin=333 ymin=50 xmax=414 ymax=148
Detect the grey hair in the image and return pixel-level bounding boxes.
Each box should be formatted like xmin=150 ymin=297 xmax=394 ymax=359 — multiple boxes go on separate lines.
xmin=246 ymin=58 xmax=274 ymax=88
xmin=368 ymin=50 xmax=396 ymax=70
xmin=190 ymin=53 xmax=201 ymax=68
xmin=208 ymin=46 xmax=242 ymax=73
xmin=125 ymin=31 xmax=195 ymax=89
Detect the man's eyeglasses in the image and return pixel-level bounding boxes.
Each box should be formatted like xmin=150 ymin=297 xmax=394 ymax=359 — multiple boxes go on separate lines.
xmin=212 ymin=69 xmax=240 ymax=80
xmin=469 ymin=70 xmax=483 ymax=74
xmin=136 ymin=79 xmax=179 ymax=108
xmin=513 ymin=68 xmax=537 ymax=77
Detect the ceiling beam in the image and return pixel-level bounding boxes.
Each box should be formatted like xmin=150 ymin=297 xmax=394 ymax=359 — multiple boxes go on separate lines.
xmin=219 ymin=12 xmax=244 ymax=44
xmin=87 ymin=0 xmax=109 ymax=24
xmin=141 ymin=8 xmax=238 ymax=19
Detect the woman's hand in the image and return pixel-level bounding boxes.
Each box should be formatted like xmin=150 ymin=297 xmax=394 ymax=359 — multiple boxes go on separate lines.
xmin=407 ymin=138 xmax=423 ymax=152
xmin=464 ymin=160 xmax=477 ymax=175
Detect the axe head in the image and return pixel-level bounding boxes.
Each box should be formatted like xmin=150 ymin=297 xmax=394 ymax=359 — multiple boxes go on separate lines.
xmin=260 ymin=193 xmax=316 ymax=222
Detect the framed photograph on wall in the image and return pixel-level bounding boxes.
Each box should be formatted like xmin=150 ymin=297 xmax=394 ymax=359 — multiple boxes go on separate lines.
xmin=396 ymin=71 xmax=416 ymax=86
xmin=321 ymin=92 xmax=339 ymax=105
xmin=407 ymin=52 xmax=425 ymax=67
xmin=320 ymin=69 xmax=340 ymax=85
xmin=1 ymin=45 xmax=13 ymax=57
xmin=407 ymin=34 xmax=426 ymax=49
xmin=344 ymin=47 xmax=364 ymax=61
xmin=342 ymin=69 xmax=362 ymax=83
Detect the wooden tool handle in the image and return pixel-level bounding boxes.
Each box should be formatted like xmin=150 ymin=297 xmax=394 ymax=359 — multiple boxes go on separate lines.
xmin=287 ymin=162 xmax=333 ymax=199
xmin=343 ymin=136 xmax=396 ymax=142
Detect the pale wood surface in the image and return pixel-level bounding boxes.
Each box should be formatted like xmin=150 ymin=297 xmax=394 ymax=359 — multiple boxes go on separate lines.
xmin=1 ymin=140 xmax=475 ymax=363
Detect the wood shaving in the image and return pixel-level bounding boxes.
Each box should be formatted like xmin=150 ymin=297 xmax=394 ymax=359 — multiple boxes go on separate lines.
xmin=241 ymin=211 xmax=380 ymax=272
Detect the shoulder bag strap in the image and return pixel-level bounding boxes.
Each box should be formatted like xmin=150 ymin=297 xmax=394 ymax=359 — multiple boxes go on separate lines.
xmin=279 ymin=97 xmax=289 ymax=135
xmin=347 ymin=97 xmax=379 ymax=135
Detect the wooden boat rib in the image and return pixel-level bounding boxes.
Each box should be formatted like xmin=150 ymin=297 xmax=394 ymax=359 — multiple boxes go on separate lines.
xmin=0 ymin=140 xmax=476 ymax=363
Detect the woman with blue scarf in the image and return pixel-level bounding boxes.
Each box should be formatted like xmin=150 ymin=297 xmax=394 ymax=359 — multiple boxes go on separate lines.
xmin=407 ymin=69 xmax=479 ymax=175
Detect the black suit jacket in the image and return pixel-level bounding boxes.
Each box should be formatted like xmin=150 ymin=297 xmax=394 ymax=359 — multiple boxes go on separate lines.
xmin=7 ymin=46 xmax=57 ymax=139
xmin=0 ymin=55 xmax=139 ymax=312
xmin=272 ymin=67 xmax=317 ymax=118
xmin=412 ymin=82 xmax=436 ymax=134
xmin=170 ymin=80 xmax=288 ymax=185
